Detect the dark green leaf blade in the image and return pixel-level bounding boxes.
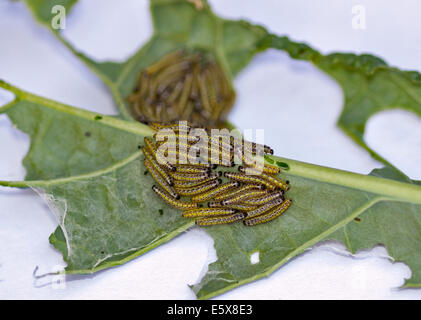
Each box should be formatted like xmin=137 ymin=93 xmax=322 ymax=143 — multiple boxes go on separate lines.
xmin=41 ymin=152 xmax=192 ymax=272
xmin=25 ymin=0 xmax=78 ymax=25
xmin=192 ymin=161 xmax=421 ymax=299
xmin=2 ymin=81 xmax=421 ymax=297
xmin=0 ymin=80 xmax=193 ymax=273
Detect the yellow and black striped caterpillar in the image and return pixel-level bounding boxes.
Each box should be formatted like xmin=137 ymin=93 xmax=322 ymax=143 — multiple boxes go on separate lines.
xmin=143 ymin=122 xmax=292 ymax=226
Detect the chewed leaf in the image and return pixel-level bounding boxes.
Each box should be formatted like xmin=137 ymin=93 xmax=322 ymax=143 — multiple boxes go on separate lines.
xmin=0 ymin=80 xmax=193 ymax=273
xmin=264 ymin=35 xmax=421 ymax=169
xmin=24 ymin=0 xmax=268 ymax=121
xmin=1 ymin=81 xmax=421 ymax=298
xmin=192 ymin=163 xmax=421 ymax=299
xmin=41 ymin=152 xmax=191 ymax=272
xmin=24 ymin=0 xmax=421 ymax=169
xmin=14 ymin=0 xmax=421 ymax=299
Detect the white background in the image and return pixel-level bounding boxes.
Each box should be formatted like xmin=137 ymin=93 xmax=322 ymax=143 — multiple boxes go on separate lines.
xmin=0 ymin=0 xmax=420 ymax=299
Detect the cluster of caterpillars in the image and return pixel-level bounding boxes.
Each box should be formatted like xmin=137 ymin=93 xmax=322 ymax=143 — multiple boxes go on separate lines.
xmin=142 ymin=122 xmax=292 ymax=227
xmin=128 ymin=50 xmax=235 ymax=127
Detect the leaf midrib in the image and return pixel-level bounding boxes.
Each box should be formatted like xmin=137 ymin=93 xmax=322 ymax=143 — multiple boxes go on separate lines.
xmin=2 ymin=80 xmax=421 ymax=205
xmin=272 ymin=156 xmax=421 ymax=205
xmin=0 ymin=151 xmax=142 ymax=188
xmin=0 ymin=81 xmax=154 ymax=137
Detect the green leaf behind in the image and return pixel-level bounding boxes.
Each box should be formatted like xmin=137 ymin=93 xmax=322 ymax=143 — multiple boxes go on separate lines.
xmin=24 ymin=0 xmax=269 ymax=120
xmin=263 ymin=35 xmax=421 ymax=169
xmin=24 ymin=0 xmax=421 ymax=169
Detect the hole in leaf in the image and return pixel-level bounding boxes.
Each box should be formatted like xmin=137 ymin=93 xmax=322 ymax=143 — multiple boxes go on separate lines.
xmin=365 ymin=109 xmax=421 ymax=180
xmin=250 ymin=251 xmax=260 ymax=264
xmin=0 ymin=87 xmax=15 ymax=110
xmin=158 ymin=209 xmax=164 ymax=215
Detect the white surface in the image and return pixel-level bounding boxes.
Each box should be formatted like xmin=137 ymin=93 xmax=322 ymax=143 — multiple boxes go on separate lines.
xmin=0 ymin=0 xmax=420 ymax=300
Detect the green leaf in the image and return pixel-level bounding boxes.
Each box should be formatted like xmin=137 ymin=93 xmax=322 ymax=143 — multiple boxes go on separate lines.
xmin=17 ymin=0 xmax=421 ymax=298
xmin=25 ymin=0 xmax=78 ymax=25
xmin=2 ymin=81 xmax=421 ymax=298
xmin=24 ymin=0 xmax=421 ymax=169
xmin=192 ymin=160 xmax=421 ymax=299
xmin=24 ymin=0 xmax=268 ymax=120
xmin=0 ymin=80 xmax=193 ymax=272
xmin=263 ymin=35 xmax=421 ymax=170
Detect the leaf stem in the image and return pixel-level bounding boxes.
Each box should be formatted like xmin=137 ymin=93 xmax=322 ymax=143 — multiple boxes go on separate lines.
xmin=0 ymin=151 xmax=142 ymax=188
xmin=0 ymin=80 xmax=154 ymax=137
xmin=271 ymin=155 xmax=421 ymax=205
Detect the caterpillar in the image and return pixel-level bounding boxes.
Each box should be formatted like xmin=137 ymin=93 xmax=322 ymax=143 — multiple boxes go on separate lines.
xmin=173 ymin=172 xmax=221 ymax=189
xmin=238 ymin=166 xmax=288 ymax=191
xmin=242 ymin=191 xmax=284 ymax=206
xmin=143 ymin=147 xmax=174 ymax=186
xmin=154 ymin=132 xmax=200 ymax=144
xmin=145 ymin=50 xmax=184 ymax=74
xmin=143 ymin=124 xmax=292 ymax=226
xmin=144 ymin=159 xmax=178 ymax=199
xmin=256 ymin=173 xmax=289 ymax=191
xmin=144 ymin=137 xmax=176 ymax=172
xmin=175 ymin=179 xmax=222 ymax=196
xmin=202 ymin=154 xmax=234 ymax=167
xmin=243 ymin=199 xmax=292 ymax=226
xmin=191 ymin=181 xmax=240 ymax=203
xmin=149 ymin=121 xmax=193 ymax=133
xmin=220 ymin=190 xmax=268 ymax=206
xmin=170 ymin=171 xmax=210 ymax=182
xmin=183 ymin=208 xmax=237 ymax=218
xmin=223 ymin=172 xmax=277 ymax=191
xmin=223 ymin=203 xmax=258 ymax=212
xmin=245 ymin=163 xmax=280 ymax=175
xmin=244 ymin=197 xmax=285 ymax=219
xmin=128 ymin=51 xmax=235 ymax=128
xmin=175 ymin=165 xmax=210 ymax=175
xmin=195 ymin=212 xmax=246 ymax=226
xmin=214 ymin=184 xmax=265 ymax=202
xmin=152 ymin=185 xmax=198 ymax=210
